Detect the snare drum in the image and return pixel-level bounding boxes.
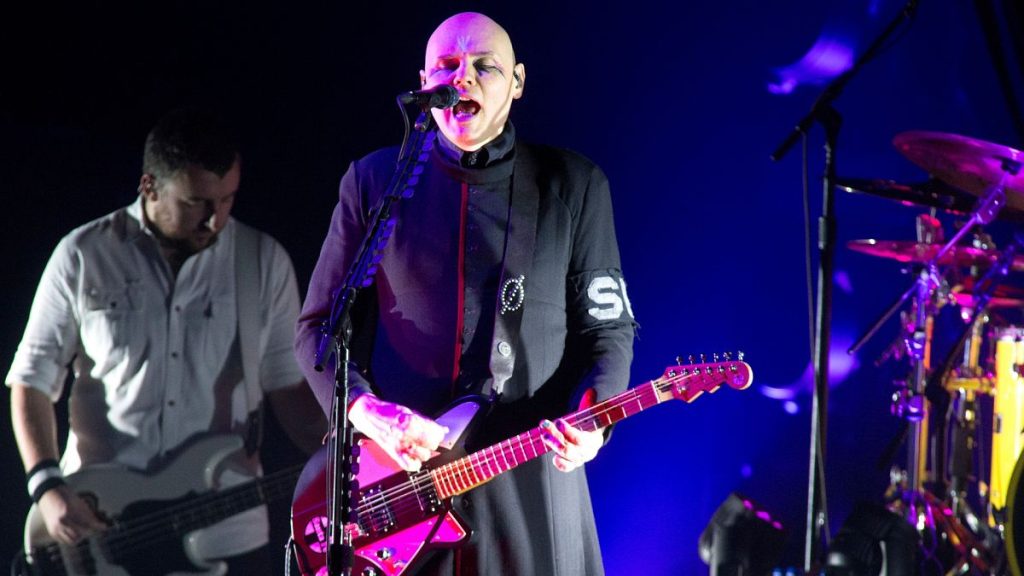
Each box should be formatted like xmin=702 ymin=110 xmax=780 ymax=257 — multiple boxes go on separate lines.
xmin=990 ymin=326 xmax=1024 ymax=512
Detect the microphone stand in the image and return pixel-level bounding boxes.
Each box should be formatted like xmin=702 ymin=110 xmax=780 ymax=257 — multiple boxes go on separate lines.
xmin=769 ymin=0 xmax=919 ymax=570
xmin=313 ymin=110 xmax=439 ymax=576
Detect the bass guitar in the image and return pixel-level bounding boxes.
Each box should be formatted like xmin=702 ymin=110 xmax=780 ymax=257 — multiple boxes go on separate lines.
xmin=291 ymin=357 xmax=753 ymax=576
xmin=16 ymin=435 xmax=302 ymax=576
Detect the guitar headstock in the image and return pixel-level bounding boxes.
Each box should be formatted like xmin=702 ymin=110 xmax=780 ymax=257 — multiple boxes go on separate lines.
xmin=654 ymin=354 xmax=753 ymax=403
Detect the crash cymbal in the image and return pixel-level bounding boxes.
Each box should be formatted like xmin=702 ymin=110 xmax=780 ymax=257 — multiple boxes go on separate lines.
xmin=847 ymin=239 xmax=1024 ymax=271
xmin=836 ymin=177 xmax=976 ymax=214
xmin=893 ymin=131 xmax=1024 ymax=211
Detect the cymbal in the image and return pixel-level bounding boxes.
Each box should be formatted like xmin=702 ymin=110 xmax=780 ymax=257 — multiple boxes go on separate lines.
xmin=836 ymin=177 xmax=976 ymax=214
xmin=847 ymin=239 xmax=1024 ymax=271
xmin=893 ymin=131 xmax=1024 ymax=211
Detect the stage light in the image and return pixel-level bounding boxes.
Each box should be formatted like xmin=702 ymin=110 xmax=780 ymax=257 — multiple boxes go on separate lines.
xmin=824 ymin=502 xmax=917 ymax=576
xmin=699 ymin=492 xmax=787 ymax=576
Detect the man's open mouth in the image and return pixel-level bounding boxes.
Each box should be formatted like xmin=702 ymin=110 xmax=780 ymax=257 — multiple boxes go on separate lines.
xmin=453 ymin=99 xmax=481 ymax=119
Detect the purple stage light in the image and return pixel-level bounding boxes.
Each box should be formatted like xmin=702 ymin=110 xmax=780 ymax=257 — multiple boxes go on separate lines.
xmin=768 ymin=34 xmax=855 ymax=95
xmin=835 ymin=269 xmax=853 ymax=293
xmin=758 ymin=332 xmax=860 ymax=405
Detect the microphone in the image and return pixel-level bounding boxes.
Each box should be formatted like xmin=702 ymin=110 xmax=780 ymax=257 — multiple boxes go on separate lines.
xmin=398 ymin=85 xmax=460 ymax=109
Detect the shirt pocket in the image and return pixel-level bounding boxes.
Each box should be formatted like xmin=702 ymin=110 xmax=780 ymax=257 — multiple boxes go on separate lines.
xmin=80 ymin=285 xmax=140 ymax=375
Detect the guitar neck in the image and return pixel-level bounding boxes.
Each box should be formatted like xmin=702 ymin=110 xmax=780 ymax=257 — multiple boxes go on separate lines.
xmin=160 ymin=464 xmax=303 ymax=534
xmin=430 ymin=377 xmax=664 ymax=499
xmin=430 ymin=360 xmax=750 ymax=499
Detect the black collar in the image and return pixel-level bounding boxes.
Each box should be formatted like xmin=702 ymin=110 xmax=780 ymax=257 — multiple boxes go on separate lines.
xmin=436 ymin=122 xmax=516 ymax=169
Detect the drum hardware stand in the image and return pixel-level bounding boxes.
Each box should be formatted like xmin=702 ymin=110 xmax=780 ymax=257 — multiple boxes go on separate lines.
xmin=883 ymin=272 xmax=999 ymax=575
xmin=948 ymin=388 xmax=977 ymax=512
xmin=928 ymin=236 xmax=1022 ymax=575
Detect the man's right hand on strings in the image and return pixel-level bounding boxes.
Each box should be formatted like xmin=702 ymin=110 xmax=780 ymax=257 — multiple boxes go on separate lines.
xmin=348 ymin=394 xmax=448 ymax=471
xmin=38 ymin=485 xmax=107 ymax=544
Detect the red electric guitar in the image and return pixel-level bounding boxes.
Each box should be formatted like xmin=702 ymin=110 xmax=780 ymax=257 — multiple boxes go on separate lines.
xmin=291 ymin=357 xmax=753 ymax=576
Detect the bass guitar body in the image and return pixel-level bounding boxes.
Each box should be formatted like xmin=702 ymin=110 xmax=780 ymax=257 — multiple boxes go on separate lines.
xmin=21 ymin=435 xmax=244 ymax=576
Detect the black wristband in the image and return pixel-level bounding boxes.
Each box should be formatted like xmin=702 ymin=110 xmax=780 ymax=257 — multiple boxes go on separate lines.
xmin=30 ymin=476 xmax=66 ymax=503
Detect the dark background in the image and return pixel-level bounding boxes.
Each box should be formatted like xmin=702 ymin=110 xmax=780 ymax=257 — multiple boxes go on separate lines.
xmin=2 ymin=1 xmax=1023 ymax=573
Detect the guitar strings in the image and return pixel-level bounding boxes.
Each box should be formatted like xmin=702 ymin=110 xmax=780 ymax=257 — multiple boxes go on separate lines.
xmin=95 ymin=380 xmax=643 ymax=555
xmin=373 ymin=377 xmax=667 ymax=508
xmin=356 ymin=364 xmax=736 ymax=523
xmin=115 ymin=366 xmax=724 ymax=556
xmin=315 ymin=365 xmax=740 ymax=552
xmin=366 ymin=387 xmax=642 ymax=512
xmin=91 ymin=464 xmax=302 ymax=556
xmin=71 ymin=366 xmax=732 ymax=556
xmin=349 ymin=381 xmax=665 ymax=527
xmin=354 ymin=377 xmax=671 ymax=522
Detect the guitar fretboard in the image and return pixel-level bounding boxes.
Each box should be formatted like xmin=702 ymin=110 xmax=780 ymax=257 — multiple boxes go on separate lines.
xmin=101 ymin=464 xmax=303 ymax=557
xmin=428 ymin=382 xmax=658 ymax=499
xmin=432 ymin=364 xmax=737 ymax=500
xmin=429 ymin=361 xmax=748 ymax=499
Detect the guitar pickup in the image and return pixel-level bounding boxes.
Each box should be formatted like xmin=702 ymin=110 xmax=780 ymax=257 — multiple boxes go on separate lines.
xmin=360 ymin=485 xmax=396 ymax=534
xmin=412 ymin=471 xmax=442 ymax=513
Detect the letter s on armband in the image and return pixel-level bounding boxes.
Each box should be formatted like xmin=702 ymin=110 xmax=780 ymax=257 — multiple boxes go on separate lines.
xmin=586 ymin=275 xmax=635 ymax=321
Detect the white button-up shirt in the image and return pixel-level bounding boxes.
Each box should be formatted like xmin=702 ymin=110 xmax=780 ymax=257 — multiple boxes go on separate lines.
xmin=7 ymin=197 xmax=304 ymax=557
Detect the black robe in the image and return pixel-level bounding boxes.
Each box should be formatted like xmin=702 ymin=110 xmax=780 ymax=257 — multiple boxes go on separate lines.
xmin=296 ymin=129 xmax=636 ymax=575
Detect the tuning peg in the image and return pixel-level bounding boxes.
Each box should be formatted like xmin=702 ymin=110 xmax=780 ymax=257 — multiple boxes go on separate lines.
xmin=688 ymin=355 xmax=695 ymax=364
xmin=700 ymin=353 xmax=706 ymax=364
xmin=676 ymin=356 xmax=684 ymax=365
xmin=738 ymin=351 xmax=745 ymax=361
xmin=713 ymin=353 xmax=720 ymax=363
xmin=723 ymin=352 xmax=732 ymax=361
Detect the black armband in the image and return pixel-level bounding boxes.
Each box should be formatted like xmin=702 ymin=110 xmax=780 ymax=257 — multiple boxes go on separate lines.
xmin=26 ymin=459 xmax=64 ymax=503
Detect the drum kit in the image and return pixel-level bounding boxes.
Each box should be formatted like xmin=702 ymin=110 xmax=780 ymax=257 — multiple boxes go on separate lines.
xmin=844 ymin=130 xmax=1024 ymax=574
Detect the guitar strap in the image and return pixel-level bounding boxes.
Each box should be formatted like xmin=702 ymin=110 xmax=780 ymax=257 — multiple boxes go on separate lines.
xmin=234 ymin=221 xmax=264 ymax=457
xmin=486 ymin=150 xmax=539 ymax=398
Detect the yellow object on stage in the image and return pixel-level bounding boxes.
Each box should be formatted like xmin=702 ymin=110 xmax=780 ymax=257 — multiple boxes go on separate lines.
xmin=990 ymin=327 xmax=1024 ymax=511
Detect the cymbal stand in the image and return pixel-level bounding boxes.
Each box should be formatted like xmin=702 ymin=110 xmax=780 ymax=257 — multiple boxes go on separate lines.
xmin=947 ymin=314 xmax=986 ymax=507
xmin=893 ymin=263 xmax=940 ymax=493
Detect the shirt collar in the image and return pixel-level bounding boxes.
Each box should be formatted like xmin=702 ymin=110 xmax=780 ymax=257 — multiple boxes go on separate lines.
xmin=125 ymin=195 xmax=149 ymax=241
xmin=436 ymin=122 xmax=516 ymax=168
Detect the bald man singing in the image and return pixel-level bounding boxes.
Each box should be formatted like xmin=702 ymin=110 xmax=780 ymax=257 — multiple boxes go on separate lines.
xmin=296 ymin=12 xmax=636 ymax=575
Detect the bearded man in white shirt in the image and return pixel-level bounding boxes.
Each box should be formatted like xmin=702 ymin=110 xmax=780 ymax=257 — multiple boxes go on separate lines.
xmin=7 ymin=108 xmax=325 ymax=574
